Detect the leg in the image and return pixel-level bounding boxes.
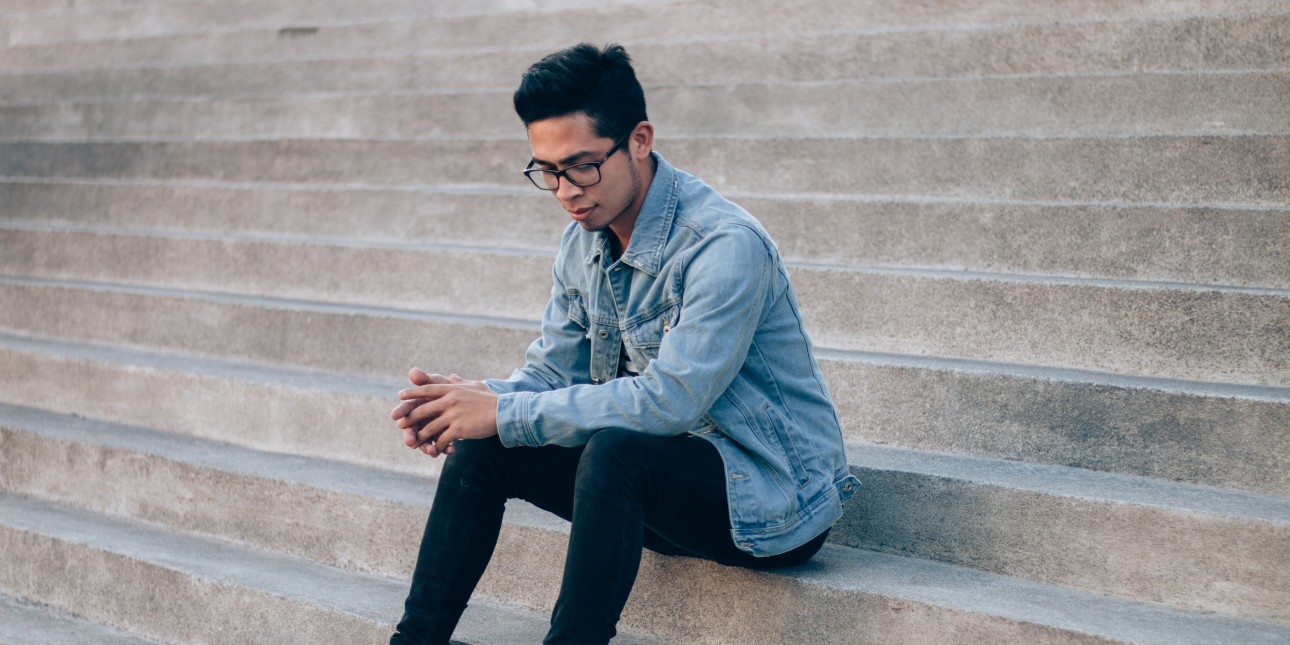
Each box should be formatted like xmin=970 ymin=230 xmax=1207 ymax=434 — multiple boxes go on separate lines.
xmin=391 ymin=436 xmax=583 ymax=645
xmin=543 ymin=430 xmax=827 ymax=644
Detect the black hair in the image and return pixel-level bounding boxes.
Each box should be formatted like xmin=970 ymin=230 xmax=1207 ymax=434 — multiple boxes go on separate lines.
xmin=513 ymin=43 xmax=648 ymax=140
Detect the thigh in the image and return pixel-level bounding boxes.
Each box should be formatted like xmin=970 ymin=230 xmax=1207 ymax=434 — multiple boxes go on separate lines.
xmin=493 ymin=438 xmax=586 ymax=523
xmin=578 ymin=431 xmax=750 ymax=565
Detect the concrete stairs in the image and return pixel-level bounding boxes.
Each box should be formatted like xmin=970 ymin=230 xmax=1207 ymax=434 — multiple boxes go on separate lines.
xmin=1 ymin=0 xmax=1288 ymax=642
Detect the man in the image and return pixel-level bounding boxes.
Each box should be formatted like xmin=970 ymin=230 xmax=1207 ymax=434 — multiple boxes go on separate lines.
xmin=390 ymin=43 xmax=859 ymax=644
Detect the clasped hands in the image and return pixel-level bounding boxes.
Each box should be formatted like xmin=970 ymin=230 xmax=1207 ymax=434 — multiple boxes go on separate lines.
xmin=391 ymin=367 xmax=499 ymax=458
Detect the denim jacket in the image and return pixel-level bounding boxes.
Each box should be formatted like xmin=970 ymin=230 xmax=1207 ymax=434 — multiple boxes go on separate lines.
xmin=486 ymin=152 xmax=859 ymax=557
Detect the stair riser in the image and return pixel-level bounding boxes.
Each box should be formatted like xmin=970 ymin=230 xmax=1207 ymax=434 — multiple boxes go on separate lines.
xmin=3 ymin=423 xmax=1286 ymax=621
xmin=5 ymin=73 xmax=1287 ymax=140
xmin=0 ymin=280 xmax=535 ymax=379
xmin=5 ymin=182 xmax=1287 ymax=289
xmin=823 ymin=359 xmax=1290 ymax=496
xmin=0 ymin=0 xmax=657 ymax=47
xmin=0 ymin=528 xmax=393 ymax=643
xmin=3 ymin=137 xmax=1285 ymax=207
xmin=3 ymin=13 xmax=1287 ymax=92
xmin=4 ymin=276 xmax=1287 ymax=493
xmin=0 ymin=348 xmax=431 ymax=476
xmin=5 ymin=232 xmax=1287 ymax=386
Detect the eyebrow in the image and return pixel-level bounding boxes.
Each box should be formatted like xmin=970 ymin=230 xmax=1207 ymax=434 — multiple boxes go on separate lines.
xmin=530 ymin=149 xmax=599 ymax=169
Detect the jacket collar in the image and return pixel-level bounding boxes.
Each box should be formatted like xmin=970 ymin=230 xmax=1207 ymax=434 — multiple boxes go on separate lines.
xmin=583 ymin=151 xmax=677 ymax=277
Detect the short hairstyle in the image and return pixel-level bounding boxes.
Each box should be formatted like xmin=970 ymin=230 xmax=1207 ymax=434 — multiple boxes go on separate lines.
xmin=513 ymin=43 xmax=648 ymax=140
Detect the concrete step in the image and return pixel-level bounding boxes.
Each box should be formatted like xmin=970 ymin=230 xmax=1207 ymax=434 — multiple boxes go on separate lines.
xmin=2 ymin=136 xmax=1284 ymax=207
xmin=1 ymin=297 xmax=1286 ymax=496
xmin=4 ymin=12 xmax=1289 ymax=103
xmin=3 ymin=492 xmax=1289 ymax=644
xmin=3 ymin=1 xmax=1288 ymax=73
xmin=3 ymin=226 xmax=1286 ymax=386
xmin=0 ymin=592 xmax=157 ymax=645
xmin=0 ymin=495 xmax=666 ymax=645
xmin=2 ymin=403 xmax=1287 ymax=622
xmin=0 ymin=0 xmax=680 ymax=47
xmin=4 ymin=182 xmax=1287 ymax=290
xmin=3 ymin=71 xmax=1287 ymax=141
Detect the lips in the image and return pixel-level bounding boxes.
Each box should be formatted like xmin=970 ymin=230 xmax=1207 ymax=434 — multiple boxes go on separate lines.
xmin=568 ymin=206 xmax=594 ymax=221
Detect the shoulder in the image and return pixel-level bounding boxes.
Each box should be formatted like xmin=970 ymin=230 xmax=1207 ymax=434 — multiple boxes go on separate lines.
xmin=668 ymin=168 xmax=777 ymax=260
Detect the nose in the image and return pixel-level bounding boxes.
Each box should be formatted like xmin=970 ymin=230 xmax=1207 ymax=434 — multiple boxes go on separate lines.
xmin=555 ymin=176 xmax=585 ymax=202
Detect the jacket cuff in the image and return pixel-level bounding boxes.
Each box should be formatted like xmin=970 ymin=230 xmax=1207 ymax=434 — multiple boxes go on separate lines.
xmin=495 ymin=391 xmax=537 ymax=448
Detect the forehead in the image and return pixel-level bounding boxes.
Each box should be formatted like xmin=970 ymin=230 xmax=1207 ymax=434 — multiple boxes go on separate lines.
xmin=527 ymin=112 xmax=613 ymax=166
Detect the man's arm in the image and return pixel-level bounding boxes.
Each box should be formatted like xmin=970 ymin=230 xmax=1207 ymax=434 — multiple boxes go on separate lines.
xmin=497 ymin=223 xmax=777 ymax=447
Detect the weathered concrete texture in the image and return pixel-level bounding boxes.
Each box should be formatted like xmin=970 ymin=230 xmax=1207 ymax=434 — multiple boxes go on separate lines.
xmin=4 ymin=227 xmax=1285 ymax=385
xmin=0 ymin=180 xmax=566 ymax=252
xmin=0 ymin=227 xmax=556 ymax=322
xmin=0 ymin=0 xmax=680 ymax=47
xmin=3 ymin=494 xmax=1288 ymax=644
xmin=3 ymin=281 xmax=1287 ymax=494
xmin=2 ymin=404 xmax=1287 ymax=622
xmin=841 ymin=444 xmax=1290 ymax=622
xmin=1 ymin=135 xmax=1284 ymax=206
xmin=0 ymin=277 xmax=536 ymax=379
xmin=822 ymin=355 xmax=1290 ymax=496
xmin=793 ymin=268 xmax=1290 ymax=387
xmin=4 ymin=71 xmax=1288 ymax=141
xmin=4 ymin=182 xmax=1287 ymax=289
xmin=0 ymin=335 xmax=435 ymax=477
xmin=2 ymin=10 xmax=1288 ymax=88
xmin=0 ymin=592 xmax=155 ymax=645
xmin=0 ymin=495 xmax=652 ymax=645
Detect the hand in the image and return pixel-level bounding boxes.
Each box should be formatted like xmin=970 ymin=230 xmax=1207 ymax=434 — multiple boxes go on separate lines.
xmin=391 ymin=367 xmax=498 ymax=458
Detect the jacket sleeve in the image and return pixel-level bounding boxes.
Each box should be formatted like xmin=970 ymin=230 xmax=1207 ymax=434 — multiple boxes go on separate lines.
xmin=495 ymin=223 xmax=776 ymax=448
xmin=483 ymin=246 xmax=592 ymax=396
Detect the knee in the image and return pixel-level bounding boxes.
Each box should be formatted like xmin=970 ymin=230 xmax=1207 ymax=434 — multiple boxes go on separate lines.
xmin=576 ymin=429 xmax=652 ymax=486
xmin=437 ymin=434 xmax=506 ymax=489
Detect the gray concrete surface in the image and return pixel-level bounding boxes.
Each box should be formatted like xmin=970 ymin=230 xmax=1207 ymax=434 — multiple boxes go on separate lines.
xmin=4 ymin=72 xmax=1288 ymax=141
xmin=2 ymin=135 xmax=1285 ymax=207
xmin=3 ymin=227 xmax=1286 ymax=385
xmin=3 ymin=280 xmax=1288 ymax=494
xmin=3 ymin=0 xmax=1287 ymax=641
xmin=4 ymin=183 xmax=1287 ymax=289
xmin=2 ymin=403 xmax=1287 ymax=621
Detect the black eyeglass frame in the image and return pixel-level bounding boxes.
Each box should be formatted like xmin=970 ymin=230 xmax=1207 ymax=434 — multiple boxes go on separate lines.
xmin=522 ymin=129 xmax=633 ymax=191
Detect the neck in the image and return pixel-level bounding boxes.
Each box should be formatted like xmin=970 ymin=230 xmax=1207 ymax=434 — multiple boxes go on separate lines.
xmin=607 ymin=153 xmax=656 ymax=258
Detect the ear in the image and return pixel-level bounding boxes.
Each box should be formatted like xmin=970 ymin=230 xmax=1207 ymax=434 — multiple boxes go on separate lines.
xmin=628 ymin=121 xmax=654 ymax=160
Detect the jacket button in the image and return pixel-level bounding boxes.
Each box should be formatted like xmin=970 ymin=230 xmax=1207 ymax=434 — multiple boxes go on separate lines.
xmin=597 ymin=329 xmax=609 ymax=339
xmin=843 ymin=482 xmax=855 ymax=492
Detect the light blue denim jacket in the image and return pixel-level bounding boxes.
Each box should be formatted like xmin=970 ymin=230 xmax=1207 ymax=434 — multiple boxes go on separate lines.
xmin=486 ymin=152 xmax=859 ymax=557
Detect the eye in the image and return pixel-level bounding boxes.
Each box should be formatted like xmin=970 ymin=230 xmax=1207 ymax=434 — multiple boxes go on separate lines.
xmin=564 ymin=163 xmax=600 ymax=185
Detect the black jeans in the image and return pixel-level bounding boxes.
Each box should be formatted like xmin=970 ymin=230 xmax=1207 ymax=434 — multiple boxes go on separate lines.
xmin=390 ymin=429 xmax=828 ymax=645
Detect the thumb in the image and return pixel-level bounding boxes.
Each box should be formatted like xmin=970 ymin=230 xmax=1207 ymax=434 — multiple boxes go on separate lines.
xmin=409 ymin=367 xmax=431 ymax=385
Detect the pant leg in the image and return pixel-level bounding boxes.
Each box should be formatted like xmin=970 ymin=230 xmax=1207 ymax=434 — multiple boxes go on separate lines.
xmin=391 ymin=436 xmax=584 ymax=645
xmin=544 ymin=430 xmax=828 ymax=645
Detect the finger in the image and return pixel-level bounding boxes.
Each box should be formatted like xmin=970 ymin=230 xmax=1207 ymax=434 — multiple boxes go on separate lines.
xmin=401 ymin=397 xmax=450 ymax=431
xmin=413 ymin=412 xmax=449 ymax=447
xmin=398 ymin=384 xmax=452 ymax=401
xmin=391 ymin=398 xmax=428 ymax=421
xmin=409 ymin=368 xmax=453 ymax=386
xmin=403 ymin=427 xmax=421 ymax=448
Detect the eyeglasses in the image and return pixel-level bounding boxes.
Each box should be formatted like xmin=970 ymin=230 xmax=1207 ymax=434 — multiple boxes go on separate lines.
xmin=522 ymin=130 xmax=632 ymax=191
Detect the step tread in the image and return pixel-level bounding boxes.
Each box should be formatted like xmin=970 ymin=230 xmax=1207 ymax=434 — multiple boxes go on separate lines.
xmin=2 ymin=492 xmax=1287 ymax=645
xmin=0 ymin=494 xmax=667 ymax=644
xmin=4 ymin=288 xmax=1286 ymax=403
xmin=0 ymin=593 xmax=159 ymax=645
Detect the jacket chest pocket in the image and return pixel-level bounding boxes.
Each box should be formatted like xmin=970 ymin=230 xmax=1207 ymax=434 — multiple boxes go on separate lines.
xmin=571 ymin=291 xmax=622 ymax=383
xmin=624 ymin=302 xmax=680 ymax=365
